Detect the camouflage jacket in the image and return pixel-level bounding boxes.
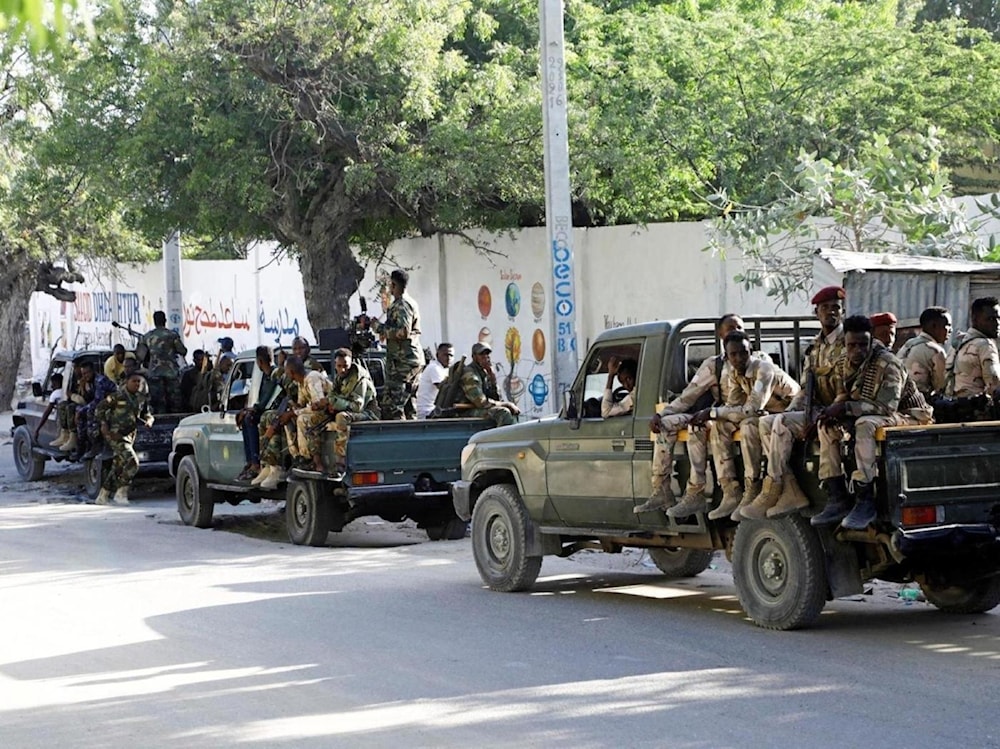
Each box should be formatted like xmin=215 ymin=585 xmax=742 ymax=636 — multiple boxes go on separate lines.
xmin=897 ymin=331 xmax=947 ymax=396
xmin=832 ymin=342 xmax=926 ymax=417
xmin=458 ymin=361 xmax=500 ymax=408
xmin=84 ymin=375 xmax=119 ymax=416
xmin=788 ymin=325 xmax=845 ymax=411
xmin=297 ymin=369 xmax=332 ymax=411
xmin=945 ymin=328 xmax=1000 ymax=398
xmin=143 ymin=326 xmax=188 ymax=376
xmin=274 ymin=356 xmax=324 ymax=408
xmin=716 ymin=358 xmax=800 ymax=422
xmin=330 ymin=362 xmax=380 ymax=417
xmin=375 ymin=293 xmax=425 ymax=368
xmin=95 ymin=387 xmax=151 ymax=437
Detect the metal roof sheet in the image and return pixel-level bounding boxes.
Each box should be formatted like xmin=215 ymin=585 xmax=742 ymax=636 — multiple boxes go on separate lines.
xmin=818 ymin=248 xmax=1000 ymax=276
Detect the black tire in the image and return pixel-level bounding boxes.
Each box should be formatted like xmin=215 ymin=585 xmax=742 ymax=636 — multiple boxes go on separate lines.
xmin=286 ymin=479 xmax=332 ymax=547
xmin=648 ymin=548 xmax=715 ymax=578
xmin=732 ymin=515 xmax=827 ymax=630
xmin=471 ymin=484 xmax=542 ymax=592
xmin=12 ymin=426 xmax=45 ymax=481
xmin=920 ymin=577 xmax=1000 ymax=614
xmin=176 ymin=455 xmax=216 ymax=528
xmin=84 ymin=457 xmax=110 ymax=500
xmin=425 ymin=516 xmax=469 ymax=541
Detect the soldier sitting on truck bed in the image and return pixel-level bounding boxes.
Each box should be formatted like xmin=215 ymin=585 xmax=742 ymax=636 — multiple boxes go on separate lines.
xmin=679 ymin=330 xmax=800 ymax=521
xmin=897 ymin=306 xmax=950 ymax=398
xmin=454 ymin=342 xmax=520 ymax=427
xmin=288 ymin=355 xmax=334 ymax=474
xmin=80 ymin=372 xmax=120 ymax=459
xmin=601 ymin=356 xmax=637 ymax=418
xmin=744 ymin=286 xmax=846 ymax=521
xmin=56 ymin=361 xmax=97 ymax=455
xmin=938 ymin=296 xmax=1000 ymax=422
xmin=310 ymin=347 xmax=381 ymax=472
xmin=812 ymin=315 xmax=933 ymax=529
xmin=634 ymin=314 xmax=744 ymax=516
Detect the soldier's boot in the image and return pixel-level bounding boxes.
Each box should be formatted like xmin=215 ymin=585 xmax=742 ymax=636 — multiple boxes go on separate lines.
xmin=633 ymin=481 xmax=676 ymax=514
xmin=811 ymin=475 xmax=852 ymax=527
xmin=59 ymin=433 xmax=78 ymax=453
xmin=739 ymin=476 xmax=783 ymax=520
xmin=767 ymin=472 xmax=810 ymax=518
xmin=666 ymin=485 xmax=708 ymax=518
xmin=730 ymin=479 xmax=762 ymax=522
xmin=50 ymin=429 xmax=71 ymax=448
xmin=841 ymin=480 xmax=877 ymax=530
xmin=250 ymin=465 xmax=273 ymax=487
xmin=259 ymin=467 xmax=287 ymax=491
xmin=113 ymin=487 xmax=130 ymax=506
xmin=708 ymin=480 xmax=743 ymax=520
xmin=95 ymin=488 xmax=111 ymax=505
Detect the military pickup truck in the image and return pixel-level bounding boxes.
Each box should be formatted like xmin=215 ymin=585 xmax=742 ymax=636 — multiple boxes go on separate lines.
xmin=11 ymin=349 xmax=187 ymax=498
xmin=170 ymin=347 xmax=494 ymax=546
xmin=453 ymin=316 xmax=1000 ymax=630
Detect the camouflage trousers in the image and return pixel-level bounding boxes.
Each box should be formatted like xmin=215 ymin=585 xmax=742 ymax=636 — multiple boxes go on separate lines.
xmin=148 ymin=374 xmax=183 ymax=414
xmin=759 ymin=410 xmax=843 ymax=481
xmin=57 ymin=401 xmax=75 ymax=430
xmin=334 ymin=410 xmax=378 ymax=458
xmin=818 ymin=413 xmax=916 ymax=483
xmin=101 ymin=432 xmax=138 ymax=492
xmin=709 ymin=416 xmax=765 ymax=483
xmin=381 ymin=362 xmax=421 ymax=420
xmin=259 ymin=409 xmax=295 ymax=468
xmin=651 ymin=413 xmax=709 ymax=492
xmin=464 ymin=406 xmax=516 ymax=429
xmin=295 ymin=410 xmax=378 ymax=462
xmin=295 ymin=410 xmax=330 ymax=461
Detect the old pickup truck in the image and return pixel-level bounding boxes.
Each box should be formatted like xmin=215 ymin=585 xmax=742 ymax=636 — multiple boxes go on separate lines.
xmin=453 ymin=316 xmax=1000 ymax=629
xmin=170 ymin=346 xmax=494 ymax=545
xmin=11 ymin=349 xmax=187 ymax=498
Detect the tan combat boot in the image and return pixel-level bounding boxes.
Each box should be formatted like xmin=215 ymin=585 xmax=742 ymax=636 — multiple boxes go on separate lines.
xmin=666 ymin=485 xmax=708 ymax=518
xmin=59 ymin=433 xmax=78 ymax=453
xmin=95 ymin=488 xmax=111 ymax=505
xmin=113 ymin=487 xmax=130 ymax=505
xmin=730 ymin=479 xmax=763 ymax=521
xmin=259 ymin=467 xmax=286 ymax=490
xmin=50 ymin=429 xmax=70 ymax=448
xmin=250 ymin=464 xmax=273 ymax=487
xmin=767 ymin=472 xmax=809 ymax=518
xmin=634 ymin=481 xmax=676 ymax=514
xmin=739 ymin=476 xmax=783 ymax=520
xmin=708 ymin=480 xmax=743 ymax=520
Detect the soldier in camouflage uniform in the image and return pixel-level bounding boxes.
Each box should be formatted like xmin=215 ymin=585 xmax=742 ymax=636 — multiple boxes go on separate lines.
xmin=944 ymin=296 xmax=1000 ymax=406
xmin=57 ymin=361 xmax=96 ymax=455
xmin=743 ymin=286 xmax=847 ymax=521
xmin=94 ymin=371 xmax=154 ymax=505
xmin=455 ymin=343 xmax=520 ymax=427
xmin=142 ymin=310 xmax=188 ymax=413
xmin=80 ymin=373 xmax=119 ymax=459
xmin=812 ymin=315 xmax=932 ymax=529
xmin=368 ymin=269 xmax=424 ymax=420
xmin=897 ymin=306 xmax=951 ymax=397
xmin=288 ymin=356 xmax=333 ymax=473
xmin=327 ymin=348 xmax=381 ymax=465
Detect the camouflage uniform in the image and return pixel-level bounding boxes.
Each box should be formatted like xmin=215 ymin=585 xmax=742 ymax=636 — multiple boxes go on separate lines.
xmin=457 ymin=360 xmax=516 ymax=428
xmin=945 ymin=328 xmax=1000 ymax=398
xmin=373 ymin=293 xmax=424 ymax=420
xmin=142 ymin=326 xmax=188 ymax=413
xmin=294 ymin=369 xmax=333 ymax=461
xmin=95 ymin=386 xmax=152 ymax=492
xmin=330 ymin=362 xmax=381 ymax=459
xmin=83 ymin=375 xmax=119 ymax=445
xmin=897 ymin=331 xmax=947 ymax=396
xmin=759 ymin=325 xmax=845 ymax=481
xmin=259 ymin=357 xmax=323 ymax=468
xmin=819 ymin=343 xmax=931 ymax=483
xmin=710 ymin=358 xmax=799 ymax=485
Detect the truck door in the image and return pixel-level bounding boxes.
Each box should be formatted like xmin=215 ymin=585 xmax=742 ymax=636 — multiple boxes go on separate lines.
xmin=208 ymin=360 xmax=254 ymax=478
xmin=546 ymin=342 xmax=640 ymax=526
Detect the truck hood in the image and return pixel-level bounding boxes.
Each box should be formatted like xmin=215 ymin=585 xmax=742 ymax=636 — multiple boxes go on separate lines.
xmin=467 ymin=414 xmax=561 ymax=445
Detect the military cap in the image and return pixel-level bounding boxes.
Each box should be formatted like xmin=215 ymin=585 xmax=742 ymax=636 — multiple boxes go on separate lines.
xmin=869 ymin=312 xmax=897 ymax=327
xmin=811 ymin=286 xmax=846 ymax=305
xmin=472 ymin=342 xmax=492 ymax=356
xmin=218 ymin=336 xmax=234 ymax=349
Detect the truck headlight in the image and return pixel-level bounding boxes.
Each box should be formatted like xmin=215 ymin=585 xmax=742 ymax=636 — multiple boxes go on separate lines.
xmin=461 ymin=443 xmax=475 ymax=468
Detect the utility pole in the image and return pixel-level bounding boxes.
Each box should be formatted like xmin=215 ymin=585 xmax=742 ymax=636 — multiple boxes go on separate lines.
xmin=163 ymin=231 xmax=184 ymax=337
xmin=540 ymin=0 xmax=579 ymax=403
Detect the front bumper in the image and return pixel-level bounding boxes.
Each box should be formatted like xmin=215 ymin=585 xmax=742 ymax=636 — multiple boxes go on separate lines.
xmin=452 ymin=480 xmax=473 ymax=521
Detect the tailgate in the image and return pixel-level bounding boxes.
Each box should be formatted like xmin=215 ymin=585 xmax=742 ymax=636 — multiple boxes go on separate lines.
xmin=346 ymin=418 xmax=492 ymax=481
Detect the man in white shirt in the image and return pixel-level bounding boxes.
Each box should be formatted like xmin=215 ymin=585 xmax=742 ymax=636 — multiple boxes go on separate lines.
xmin=416 ymin=343 xmax=455 ymax=418
xmin=601 ymin=356 xmax=636 ymax=418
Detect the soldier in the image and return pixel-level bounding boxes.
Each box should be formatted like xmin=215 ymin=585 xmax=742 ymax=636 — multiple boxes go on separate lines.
xmin=180 ymin=349 xmax=208 ymax=408
xmin=897 ymin=306 xmax=951 ymax=397
xmin=601 ymin=357 xmax=637 ymax=418
xmin=80 ymin=373 xmax=119 ymax=459
xmin=944 ymin=296 xmax=1000 ymax=401
xmin=687 ymin=331 xmax=800 ymax=521
xmin=210 ymin=353 xmax=235 ymax=411
xmin=634 ymin=314 xmax=744 ymax=516
xmin=104 ymin=344 xmax=127 ymax=382
xmin=236 ymin=346 xmax=280 ymax=482
xmin=743 ymin=286 xmax=846 ymax=520
xmin=456 ymin=342 xmax=520 ymax=427
xmin=811 ymin=315 xmax=932 ymax=529
xmin=58 ymin=361 xmax=96 ymax=455
xmin=288 ymin=356 xmax=334 ymax=475
xmin=316 ymin=347 xmax=381 ymax=471
xmin=142 ymin=310 xmax=187 ymax=413
xmin=94 ymin=371 xmax=154 ymax=505
xmin=367 ymin=269 xmax=424 ymax=420
xmin=870 ymin=312 xmax=897 ymax=350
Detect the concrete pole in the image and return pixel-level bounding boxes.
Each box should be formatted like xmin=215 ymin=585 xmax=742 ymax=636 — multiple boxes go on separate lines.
xmin=540 ymin=0 xmax=579 ymax=402
xmin=163 ymin=231 xmax=184 ymax=337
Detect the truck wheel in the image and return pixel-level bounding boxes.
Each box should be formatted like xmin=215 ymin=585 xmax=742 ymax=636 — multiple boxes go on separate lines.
xmin=920 ymin=577 xmax=1000 ymax=614
xmin=733 ymin=515 xmax=827 ymax=630
xmin=425 ymin=516 xmax=469 ymax=541
xmin=286 ymin=479 xmax=331 ymax=547
xmin=648 ymin=548 xmax=715 ymax=578
xmin=471 ymin=484 xmax=542 ymax=592
xmin=84 ymin=458 xmax=111 ymax=500
xmin=12 ymin=426 xmax=45 ymax=481
xmin=176 ymin=455 xmax=216 ymax=528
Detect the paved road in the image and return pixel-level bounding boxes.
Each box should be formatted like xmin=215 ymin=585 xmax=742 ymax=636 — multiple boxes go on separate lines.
xmin=2 ymin=414 xmax=1000 ymax=748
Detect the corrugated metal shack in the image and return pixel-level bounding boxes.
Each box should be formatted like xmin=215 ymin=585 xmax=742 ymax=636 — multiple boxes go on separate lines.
xmin=812 ymin=249 xmax=1000 ymax=330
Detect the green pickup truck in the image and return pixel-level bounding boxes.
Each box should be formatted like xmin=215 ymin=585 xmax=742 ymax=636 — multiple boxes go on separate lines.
xmin=453 ymin=316 xmax=1000 ymax=629
xmin=170 ymin=348 xmax=494 ymax=546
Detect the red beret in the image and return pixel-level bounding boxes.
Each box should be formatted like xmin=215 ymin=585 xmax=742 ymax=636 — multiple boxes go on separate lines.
xmin=869 ymin=312 xmax=897 ymax=327
xmin=811 ymin=286 xmax=846 ymax=305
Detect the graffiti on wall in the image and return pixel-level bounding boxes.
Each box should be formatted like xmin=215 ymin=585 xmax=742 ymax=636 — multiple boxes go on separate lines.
xmin=259 ymin=301 xmax=302 ymax=345
xmin=183 ymin=301 xmax=252 ymax=337
xmin=71 ymin=292 xmax=143 ymax=327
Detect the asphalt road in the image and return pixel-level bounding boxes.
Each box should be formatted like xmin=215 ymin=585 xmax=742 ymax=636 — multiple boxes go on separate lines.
xmin=2 ymin=417 xmax=999 ymax=748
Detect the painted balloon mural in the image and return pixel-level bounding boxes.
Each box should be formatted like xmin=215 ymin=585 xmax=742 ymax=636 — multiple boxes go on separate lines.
xmin=532 ymin=328 xmax=545 ymax=362
xmin=530 ymin=281 xmax=545 ymax=320
xmin=477 ymin=285 xmax=492 ymax=318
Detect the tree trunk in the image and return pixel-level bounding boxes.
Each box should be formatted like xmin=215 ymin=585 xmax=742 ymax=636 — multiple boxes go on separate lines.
xmin=0 ymin=249 xmax=41 ymax=410
xmin=298 ymin=232 xmax=365 ymax=335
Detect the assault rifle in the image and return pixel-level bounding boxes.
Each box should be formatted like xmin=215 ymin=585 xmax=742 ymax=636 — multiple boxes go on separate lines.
xmin=111 ymin=320 xmax=150 ymax=366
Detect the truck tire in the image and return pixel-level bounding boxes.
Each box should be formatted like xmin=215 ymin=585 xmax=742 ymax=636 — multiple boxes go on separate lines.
xmin=84 ymin=457 xmax=111 ymax=500
xmin=471 ymin=483 xmax=542 ymax=592
xmin=12 ymin=426 xmax=45 ymax=482
xmin=648 ymin=548 xmax=715 ymax=578
xmin=425 ymin=516 xmax=469 ymax=541
xmin=286 ymin=478 xmax=331 ymax=547
xmin=176 ymin=455 xmax=216 ymax=528
xmin=920 ymin=577 xmax=1000 ymax=614
xmin=733 ymin=515 xmax=827 ymax=630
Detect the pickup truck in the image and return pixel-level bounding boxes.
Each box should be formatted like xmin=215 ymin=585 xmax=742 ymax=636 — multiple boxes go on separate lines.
xmin=10 ymin=349 xmax=188 ymax=498
xmin=453 ymin=316 xmax=1000 ymax=630
xmin=170 ymin=347 xmax=494 ymax=545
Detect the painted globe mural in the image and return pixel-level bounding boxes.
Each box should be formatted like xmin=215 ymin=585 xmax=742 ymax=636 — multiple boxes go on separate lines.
xmin=505 ymin=282 xmax=521 ymax=318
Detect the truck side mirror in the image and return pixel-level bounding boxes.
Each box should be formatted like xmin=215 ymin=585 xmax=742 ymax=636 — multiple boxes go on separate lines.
xmin=563 ymin=389 xmax=581 ymax=429
xmin=31 ymin=382 xmax=43 ymax=398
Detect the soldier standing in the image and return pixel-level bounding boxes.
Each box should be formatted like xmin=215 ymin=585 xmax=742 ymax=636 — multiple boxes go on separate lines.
xmin=94 ymin=371 xmax=154 ymax=505
xmin=368 ymin=269 xmax=424 ymax=419
xmin=897 ymin=306 xmax=951 ymax=397
xmin=142 ymin=310 xmax=187 ymax=413
xmin=456 ymin=343 xmax=520 ymax=427
xmin=945 ymin=296 xmax=1000 ymax=402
